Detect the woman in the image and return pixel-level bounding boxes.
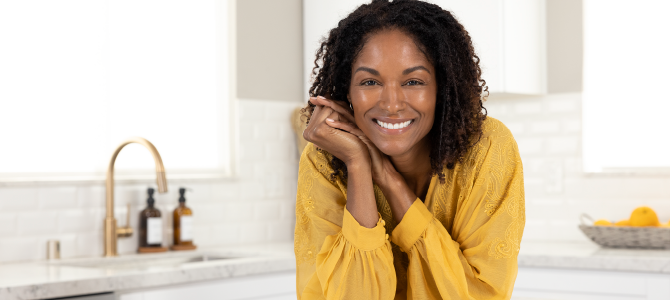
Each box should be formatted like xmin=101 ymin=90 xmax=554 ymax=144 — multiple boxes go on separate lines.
xmin=295 ymin=0 xmax=525 ymax=299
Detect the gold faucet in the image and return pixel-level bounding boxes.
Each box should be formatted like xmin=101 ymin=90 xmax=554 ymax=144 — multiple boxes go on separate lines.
xmin=104 ymin=137 xmax=168 ymax=257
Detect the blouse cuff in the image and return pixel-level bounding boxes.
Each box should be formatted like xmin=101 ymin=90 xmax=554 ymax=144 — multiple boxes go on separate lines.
xmin=390 ymin=199 xmax=433 ymax=252
xmin=342 ymin=206 xmax=388 ymax=251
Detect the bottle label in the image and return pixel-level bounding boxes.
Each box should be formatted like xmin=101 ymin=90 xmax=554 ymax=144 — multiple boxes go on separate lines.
xmin=180 ymin=216 xmax=193 ymax=242
xmin=147 ymin=217 xmax=163 ymax=244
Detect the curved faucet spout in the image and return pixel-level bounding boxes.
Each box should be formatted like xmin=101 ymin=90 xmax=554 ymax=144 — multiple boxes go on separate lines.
xmin=104 ymin=137 xmax=168 ymax=257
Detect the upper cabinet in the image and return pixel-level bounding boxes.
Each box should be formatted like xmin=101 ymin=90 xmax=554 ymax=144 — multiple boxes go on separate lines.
xmin=303 ymin=0 xmax=548 ymax=96
xmin=429 ymin=0 xmax=547 ymax=95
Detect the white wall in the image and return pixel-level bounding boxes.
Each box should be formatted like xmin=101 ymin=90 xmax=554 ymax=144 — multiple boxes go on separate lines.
xmin=0 ymin=99 xmax=301 ymax=263
xmin=488 ymin=93 xmax=670 ymax=243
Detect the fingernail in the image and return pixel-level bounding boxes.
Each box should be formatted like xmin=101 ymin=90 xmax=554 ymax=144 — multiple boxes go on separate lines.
xmin=326 ymin=118 xmax=334 ymax=122
xmin=317 ymin=95 xmax=326 ymax=99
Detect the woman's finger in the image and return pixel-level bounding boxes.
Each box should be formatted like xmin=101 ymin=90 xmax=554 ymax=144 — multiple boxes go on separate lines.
xmin=312 ymin=96 xmax=355 ymax=123
xmin=325 ymin=117 xmax=365 ymax=137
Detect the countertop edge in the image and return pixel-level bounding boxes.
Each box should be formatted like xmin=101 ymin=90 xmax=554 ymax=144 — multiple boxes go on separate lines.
xmin=0 ymin=256 xmax=296 ymax=300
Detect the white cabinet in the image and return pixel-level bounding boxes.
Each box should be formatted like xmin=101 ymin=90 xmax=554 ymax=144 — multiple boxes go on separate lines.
xmin=303 ymin=0 xmax=546 ymax=96
xmin=116 ymin=271 xmax=296 ymax=300
xmin=431 ymin=0 xmax=546 ymax=95
xmin=513 ymin=267 xmax=670 ymax=300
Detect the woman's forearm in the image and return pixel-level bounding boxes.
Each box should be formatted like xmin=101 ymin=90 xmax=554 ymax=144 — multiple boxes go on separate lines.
xmin=378 ymin=176 xmax=416 ymax=224
xmin=345 ymin=160 xmax=379 ymax=228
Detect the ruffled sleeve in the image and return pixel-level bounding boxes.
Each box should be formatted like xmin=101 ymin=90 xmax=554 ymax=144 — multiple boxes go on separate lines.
xmin=295 ymin=144 xmax=396 ymax=300
xmin=390 ymin=123 xmax=525 ymax=300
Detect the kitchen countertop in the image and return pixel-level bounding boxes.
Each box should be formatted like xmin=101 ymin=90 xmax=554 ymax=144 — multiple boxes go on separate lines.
xmin=0 ymin=243 xmax=296 ymax=300
xmin=2 ymin=240 xmax=670 ymax=300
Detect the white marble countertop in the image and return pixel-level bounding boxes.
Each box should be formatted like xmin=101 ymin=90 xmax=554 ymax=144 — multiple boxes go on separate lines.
xmin=518 ymin=240 xmax=670 ymax=273
xmin=3 ymin=240 xmax=670 ymax=300
xmin=0 ymin=243 xmax=296 ymax=300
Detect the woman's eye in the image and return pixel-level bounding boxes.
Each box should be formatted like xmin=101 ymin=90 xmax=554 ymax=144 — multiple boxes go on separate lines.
xmin=361 ymin=80 xmax=377 ymax=86
xmin=405 ymin=80 xmax=423 ymax=86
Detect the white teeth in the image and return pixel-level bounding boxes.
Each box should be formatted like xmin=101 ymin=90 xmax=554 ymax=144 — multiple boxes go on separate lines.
xmin=376 ymin=120 xmax=413 ymax=129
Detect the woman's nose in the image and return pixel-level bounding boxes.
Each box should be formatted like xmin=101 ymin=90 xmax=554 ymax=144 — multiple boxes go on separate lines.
xmin=378 ymin=83 xmax=405 ymax=114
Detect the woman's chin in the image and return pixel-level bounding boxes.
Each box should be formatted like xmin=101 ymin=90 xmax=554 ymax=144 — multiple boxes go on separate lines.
xmin=376 ymin=144 xmax=410 ymax=157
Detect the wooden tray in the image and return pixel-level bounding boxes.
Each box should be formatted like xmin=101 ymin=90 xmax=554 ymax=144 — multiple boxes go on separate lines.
xmin=170 ymin=244 xmax=197 ymax=251
xmin=138 ymin=246 xmax=168 ymax=253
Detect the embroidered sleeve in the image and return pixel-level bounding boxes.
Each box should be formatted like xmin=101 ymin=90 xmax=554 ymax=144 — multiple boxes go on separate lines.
xmin=390 ymin=121 xmax=525 ymax=300
xmin=294 ymin=143 xmax=396 ymax=300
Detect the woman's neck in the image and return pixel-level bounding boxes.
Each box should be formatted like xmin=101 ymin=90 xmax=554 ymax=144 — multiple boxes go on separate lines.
xmin=389 ymin=137 xmax=433 ymax=200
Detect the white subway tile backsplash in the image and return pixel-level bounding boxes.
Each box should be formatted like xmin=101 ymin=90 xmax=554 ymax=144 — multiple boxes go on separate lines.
xmin=546 ymin=137 xmax=580 ymax=154
xmin=254 ymin=201 xmax=282 ymax=221
xmin=514 ymin=102 xmax=542 ymax=115
xmin=267 ymin=221 xmax=294 ymax=242
xmin=546 ymin=98 xmax=578 ymax=113
xmin=192 ymin=203 xmax=225 ymax=225
xmin=211 ymin=182 xmax=240 ymax=201
xmin=529 ymin=121 xmax=560 ymax=134
xmin=0 ymin=187 xmax=38 ymax=210
xmin=58 ymin=210 xmax=103 ymax=233
xmin=38 ymin=186 xmax=77 ymax=209
xmin=209 ymin=224 xmax=239 ymax=246
xmin=76 ymin=185 xmax=105 ymax=208
xmin=76 ymin=232 xmax=103 ymax=257
xmin=18 ymin=212 xmax=58 ymax=235
xmin=0 ymin=213 xmax=17 ymax=237
xmin=239 ymin=223 xmax=268 ymax=244
xmin=224 ymin=202 xmax=255 ymax=222
xmin=0 ymin=237 xmax=40 ymax=263
xmin=515 ymin=138 xmax=544 ymax=155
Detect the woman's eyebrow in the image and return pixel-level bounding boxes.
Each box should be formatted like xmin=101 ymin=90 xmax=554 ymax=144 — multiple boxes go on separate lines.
xmin=354 ymin=66 xmax=380 ymax=75
xmin=403 ymin=65 xmax=430 ymax=75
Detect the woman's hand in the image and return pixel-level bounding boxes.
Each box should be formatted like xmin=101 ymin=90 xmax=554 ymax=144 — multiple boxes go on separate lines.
xmin=312 ymin=96 xmax=417 ymax=223
xmin=309 ymin=97 xmax=401 ymax=189
xmin=302 ymin=96 xmax=370 ymax=166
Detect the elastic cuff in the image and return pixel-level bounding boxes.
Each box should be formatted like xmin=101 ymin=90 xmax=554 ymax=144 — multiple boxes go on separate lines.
xmin=390 ymin=199 xmax=433 ymax=252
xmin=342 ymin=206 xmax=387 ymax=251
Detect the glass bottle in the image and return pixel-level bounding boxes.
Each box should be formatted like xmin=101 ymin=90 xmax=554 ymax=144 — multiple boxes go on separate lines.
xmin=139 ymin=188 xmax=163 ymax=247
xmin=173 ymin=187 xmax=193 ymax=246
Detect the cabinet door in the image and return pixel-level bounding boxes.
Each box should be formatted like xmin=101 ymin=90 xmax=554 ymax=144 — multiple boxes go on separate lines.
xmin=117 ymin=271 xmax=296 ymax=300
xmin=513 ymin=267 xmax=670 ymax=300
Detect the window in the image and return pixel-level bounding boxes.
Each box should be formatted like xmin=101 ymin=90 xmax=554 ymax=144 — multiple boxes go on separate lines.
xmin=0 ymin=0 xmax=235 ymax=182
xmin=582 ymin=0 xmax=670 ymax=173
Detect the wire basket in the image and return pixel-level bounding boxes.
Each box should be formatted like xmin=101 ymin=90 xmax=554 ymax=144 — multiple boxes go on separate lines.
xmin=578 ymin=214 xmax=670 ymax=249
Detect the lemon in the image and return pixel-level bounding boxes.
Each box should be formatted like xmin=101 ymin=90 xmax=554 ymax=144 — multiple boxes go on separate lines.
xmin=615 ymin=219 xmax=631 ymax=226
xmin=629 ymin=206 xmax=660 ymax=227
xmin=593 ymin=219 xmax=612 ymax=226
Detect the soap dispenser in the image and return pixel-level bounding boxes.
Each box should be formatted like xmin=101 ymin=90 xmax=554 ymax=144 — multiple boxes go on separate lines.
xmin=172 ymin=187 xmax=196 ymax=250
xmin=139 ymin=188 xmax=163 ymax=250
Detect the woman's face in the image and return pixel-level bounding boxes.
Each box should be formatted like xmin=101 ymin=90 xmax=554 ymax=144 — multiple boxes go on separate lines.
xmin=349 ymin=29 xmax=437 ymax=157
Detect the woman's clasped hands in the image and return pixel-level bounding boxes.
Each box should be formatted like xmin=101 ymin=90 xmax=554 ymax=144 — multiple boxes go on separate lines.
xmin=302 ymin=96 xmax=400 ymax=189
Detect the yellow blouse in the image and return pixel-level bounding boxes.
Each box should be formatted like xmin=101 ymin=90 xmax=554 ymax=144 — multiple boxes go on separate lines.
xmin=294 ymin=117 xmax=525 ymax=300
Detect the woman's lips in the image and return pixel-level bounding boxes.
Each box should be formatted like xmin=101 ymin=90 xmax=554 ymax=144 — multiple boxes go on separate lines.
xmin=373 ymin=118 xmax=414 ymax=134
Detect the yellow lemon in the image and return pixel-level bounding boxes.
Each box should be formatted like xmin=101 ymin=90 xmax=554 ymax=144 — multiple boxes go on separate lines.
xmin=593 ymin=219 xmax=612 ymax=226
xmin=615 ymin=219 xmax=631 ymax=226
xmin=629 ymin=206 xmax=660 ymax=227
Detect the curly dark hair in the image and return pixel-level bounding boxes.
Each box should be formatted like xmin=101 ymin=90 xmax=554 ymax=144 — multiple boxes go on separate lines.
xmin=303 ymin=0 xmax=488 ymax=182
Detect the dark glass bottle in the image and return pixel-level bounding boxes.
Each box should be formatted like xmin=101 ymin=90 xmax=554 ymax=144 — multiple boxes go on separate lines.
xmin=139 ymin=188 xmax=163 ymax=247
xmin=173 ymin=188 xmax=193 ymax=245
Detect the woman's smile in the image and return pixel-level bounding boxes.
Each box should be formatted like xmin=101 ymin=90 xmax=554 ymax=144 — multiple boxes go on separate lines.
xmin=373 ymin=117 xmax=414 ymax=134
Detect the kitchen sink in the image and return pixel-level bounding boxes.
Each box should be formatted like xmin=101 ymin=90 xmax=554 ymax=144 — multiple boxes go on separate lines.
xmin=51 ymin=253 xmax=237 ymax=272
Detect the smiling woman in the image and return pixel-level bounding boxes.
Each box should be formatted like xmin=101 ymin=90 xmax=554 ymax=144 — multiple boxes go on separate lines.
xmin=295 ymin=0 xmax=525 ymax=299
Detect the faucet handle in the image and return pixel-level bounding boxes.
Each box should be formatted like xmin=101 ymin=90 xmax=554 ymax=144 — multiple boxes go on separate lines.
xmin=117 ymin=203 xmax=133 ymax=238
